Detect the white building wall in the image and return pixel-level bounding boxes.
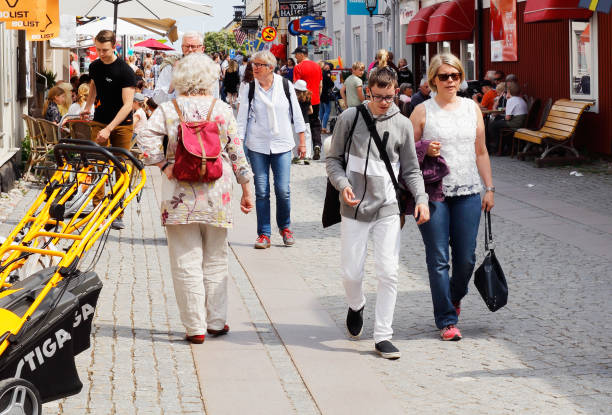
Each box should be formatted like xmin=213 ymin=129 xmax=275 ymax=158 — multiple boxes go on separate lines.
xmin=0 ymin=26 xmax=26 ymax=162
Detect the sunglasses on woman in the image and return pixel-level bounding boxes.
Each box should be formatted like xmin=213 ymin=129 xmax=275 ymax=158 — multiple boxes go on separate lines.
xmin=436 ymin=73 xmax=461 ymax=81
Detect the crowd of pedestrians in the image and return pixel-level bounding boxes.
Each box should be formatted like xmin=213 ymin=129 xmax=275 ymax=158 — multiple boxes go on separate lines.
xmin=67 ymin=29 xmax=502 ymax=360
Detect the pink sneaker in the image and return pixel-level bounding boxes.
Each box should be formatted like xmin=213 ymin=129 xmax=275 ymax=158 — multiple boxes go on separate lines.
xmin=440 ymin=324 xmax=462 ymax=341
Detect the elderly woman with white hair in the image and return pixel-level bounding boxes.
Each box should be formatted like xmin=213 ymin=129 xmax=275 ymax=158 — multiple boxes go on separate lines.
xmin=236 ymin=50 xmax=307 ymax=249
xmin=138 ymin=53 xmax=254 ymax=344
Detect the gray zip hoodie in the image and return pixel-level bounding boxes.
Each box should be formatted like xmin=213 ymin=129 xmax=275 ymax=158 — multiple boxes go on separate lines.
xmin=326 ymin=102 xmax=428 ymax=222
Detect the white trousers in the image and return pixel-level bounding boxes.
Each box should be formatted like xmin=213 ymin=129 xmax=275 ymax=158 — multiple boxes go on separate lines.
xmin=166 ymin=223 xmax=229 ymax=336
xmin=340 ymin=215 xmax=400 ymax=343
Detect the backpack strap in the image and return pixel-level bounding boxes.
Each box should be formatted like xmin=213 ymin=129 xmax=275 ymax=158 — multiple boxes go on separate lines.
xmin=247 ymin=80 xmax=255 ymax=116
xmin=172 ymin=99 xmax=185 ymax=124
xmin=282 ymin=77 xmax=294 ymax=123
xmin=206 ymin=98 xmax=217 ymax=121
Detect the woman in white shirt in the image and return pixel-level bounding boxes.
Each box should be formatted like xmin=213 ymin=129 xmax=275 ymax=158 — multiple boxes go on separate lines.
xmin=488 ymin=81 xmax=528 ymax=154
xmin=410 ymin=53 xmax=494 ymax=341
xmin=236 ymin=51 xmax=307 ymax=249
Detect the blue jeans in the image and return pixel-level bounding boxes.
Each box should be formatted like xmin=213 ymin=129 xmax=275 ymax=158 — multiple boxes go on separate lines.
xmin=417 ymin=194 xmax=482 ymax=329
xmin=249 ymin=150 xmax=292 ymax=237
xmin=319 ymin=101 xmax=331 ymax=129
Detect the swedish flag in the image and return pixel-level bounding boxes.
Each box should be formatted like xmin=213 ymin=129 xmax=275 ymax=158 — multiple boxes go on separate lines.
xmin=253 ymin=33 xmax=266 ymax=51
xmin=578 ymin=0 xmax=612 ymax=13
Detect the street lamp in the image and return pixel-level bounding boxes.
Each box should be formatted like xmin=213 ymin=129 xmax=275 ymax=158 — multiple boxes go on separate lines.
xmin=365 ymin=0 xmax=377 ymax=17
xmin=257 ymin=14 xmax=263 ymax=29
xmin=271 ymin=11 xmax=279 ymax=28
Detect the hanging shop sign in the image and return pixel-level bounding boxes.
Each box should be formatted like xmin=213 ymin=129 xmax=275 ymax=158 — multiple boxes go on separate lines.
xmin=279 ymin=0 xmax=308 ymax=18
xmin=347 ymin=0 xmax=378 ymax=15
xmin=0 ymin=0 xmax=45 ymax=22
xmin=241 ymin=17 xmax=260 ymax=31
xmin=261 ymin=26 xmax=277 ymax=42
xmin=288 ymin=19 xmax=310 ymax=36
xmin=399 ymin=0 xmax=418 ymax=25
xmin=490 ymin=0 xmax=517 ymax=62
xmin=299 ymin=16 xmax=325 ymax=31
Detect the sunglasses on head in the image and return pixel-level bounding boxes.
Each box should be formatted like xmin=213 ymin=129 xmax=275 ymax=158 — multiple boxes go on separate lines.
xmin=436 ymin=72 xmax=461 ymax=81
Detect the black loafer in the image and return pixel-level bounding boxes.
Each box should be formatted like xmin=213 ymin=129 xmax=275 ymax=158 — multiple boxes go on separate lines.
xmin=346 ymin=306 xmax=364 ymax=338
xmin=375 ymin=340 xmax=401 ymax=360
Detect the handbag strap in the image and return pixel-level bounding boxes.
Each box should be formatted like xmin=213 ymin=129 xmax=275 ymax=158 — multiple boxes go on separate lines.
xmin=484 ymin=210 xmax=495 ymax=251
xmin=356 ymin=104 xmax=399 ymax=191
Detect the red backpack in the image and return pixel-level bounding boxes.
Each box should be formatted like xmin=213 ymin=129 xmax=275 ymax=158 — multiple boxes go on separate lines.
xmin=171 ymin=99 xmax=223 ymax=182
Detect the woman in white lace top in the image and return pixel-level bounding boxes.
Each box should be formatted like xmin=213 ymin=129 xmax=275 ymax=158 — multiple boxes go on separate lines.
xmin=409 ymin=54 xmax=494 ymax=341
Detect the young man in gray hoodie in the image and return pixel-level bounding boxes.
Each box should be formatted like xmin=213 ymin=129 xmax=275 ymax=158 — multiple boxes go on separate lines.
xmin=326 ymin=67 xmax=430 ymax=359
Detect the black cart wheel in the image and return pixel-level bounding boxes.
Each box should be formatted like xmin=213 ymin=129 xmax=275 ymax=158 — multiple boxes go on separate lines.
xmin=0 ymin=378 xmax=42 ymax=415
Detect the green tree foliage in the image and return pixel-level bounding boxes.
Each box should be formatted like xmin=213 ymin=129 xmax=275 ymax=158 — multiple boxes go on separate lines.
xmin=203 ymin=32 xmax=245 ymax=55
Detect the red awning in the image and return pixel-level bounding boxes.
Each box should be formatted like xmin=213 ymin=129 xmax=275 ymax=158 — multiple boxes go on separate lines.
xmin=406 ymin=4 xmax=440 ymax=44
xmin=426 ymin=0 xmax=475 ymax=43
xmin=524 ymin=0 xmax=593 ymax=23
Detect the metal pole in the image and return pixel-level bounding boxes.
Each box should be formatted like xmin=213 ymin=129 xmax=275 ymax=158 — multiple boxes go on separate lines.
xmin=477 ymin=0 xmax=484 ymax=79
xmin=113 ymin=2 xmax=118 ymax=34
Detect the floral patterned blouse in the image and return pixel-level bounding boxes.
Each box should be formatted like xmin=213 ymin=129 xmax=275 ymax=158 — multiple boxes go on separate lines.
xmin=137 ymin=96 xmax=252 ymax=228
xmin=45 ymin=102 xmax=62 ymax=124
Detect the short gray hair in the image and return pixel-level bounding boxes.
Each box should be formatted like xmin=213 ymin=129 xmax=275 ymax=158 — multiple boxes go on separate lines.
xmin=251 ymin=51 xmax=276 ymax=68
xmin=182 ymin=31 xmax=203 ymax=45
xmin=172 ymin=53 xmax=220 ymax=96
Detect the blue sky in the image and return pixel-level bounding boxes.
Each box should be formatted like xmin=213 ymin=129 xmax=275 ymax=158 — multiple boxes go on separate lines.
xmin=176 ymin=0 xmax=241 ymax=34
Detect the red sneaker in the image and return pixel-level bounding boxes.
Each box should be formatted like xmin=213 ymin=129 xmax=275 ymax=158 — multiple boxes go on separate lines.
xmin=186 ymin=334 xmax=205 ymax=344
xmin=254 ymin=235 xmax=271 ymax=249
xmin=440 ymin=325 xmax=462 ymax=341
xmin=207 ymin=324 xmax=230 ymax=336
xmin=280 ymin=228 xmax=295 ymax=246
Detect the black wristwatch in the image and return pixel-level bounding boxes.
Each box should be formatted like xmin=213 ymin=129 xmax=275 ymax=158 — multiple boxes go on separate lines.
xmin=160 ymin=162 xmax=170 ymax=172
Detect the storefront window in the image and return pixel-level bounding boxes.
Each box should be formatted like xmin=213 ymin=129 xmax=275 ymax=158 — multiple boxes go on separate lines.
xmin=570 ymin=18 xmax=598 ymax=108
xmin=334 ymin=31 xmax=342 ymax=61
xmin=440 ymin=41 xmax=451 ymax=54
xmin=375 ymin=23 xmax=383 ymax=51
xmin=461 ymin=40 xmax=475 ymax=80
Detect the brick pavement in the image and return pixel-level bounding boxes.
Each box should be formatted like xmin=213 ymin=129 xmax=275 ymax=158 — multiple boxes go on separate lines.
xmin=1 ymin=151 xmax=609 ymax=414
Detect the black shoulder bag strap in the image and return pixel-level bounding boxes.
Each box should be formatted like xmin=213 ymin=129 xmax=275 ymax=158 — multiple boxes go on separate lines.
xmin=247 ymin=80 xmax=255 ymax=116
xmin=342 ymin=109 xmax=361 ymax=169
xmin=356 ymin=105 xmax=400 ymax=191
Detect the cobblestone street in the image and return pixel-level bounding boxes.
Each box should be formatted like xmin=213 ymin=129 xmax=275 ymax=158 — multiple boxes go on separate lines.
xmin=2 ymin=150 xmax=609 ymax=414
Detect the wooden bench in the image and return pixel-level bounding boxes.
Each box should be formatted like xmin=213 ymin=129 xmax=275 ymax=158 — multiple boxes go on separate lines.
xmin=514 ymin=99 xmax=592 ymax=167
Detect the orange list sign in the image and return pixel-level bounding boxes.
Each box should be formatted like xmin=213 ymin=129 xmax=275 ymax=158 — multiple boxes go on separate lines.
xmin=0 ymin=0 xmax=45 ymax=22
xmin=26 ymin=0 xmax=59 ymax=41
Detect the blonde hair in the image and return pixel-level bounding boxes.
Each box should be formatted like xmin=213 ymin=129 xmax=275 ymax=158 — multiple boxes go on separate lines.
xmin=427 ymin=53 xmax=465 ymax=93
xmin=227 ymin=60 xmax=239 ymax=73
xmin=43 ymin=86 xmax=65 ymax=115
xmin=495 ymin=82 xmax=505 ymax=94
xmin=77 ymin=83 xmax=89 ymax=105
xmin=352 ymin=61 xmax=365 ymax=71
xmin=172 ymin=53 xmax=220 ymax=96
xmin=375 ymin=49 xmax=389 ymax=69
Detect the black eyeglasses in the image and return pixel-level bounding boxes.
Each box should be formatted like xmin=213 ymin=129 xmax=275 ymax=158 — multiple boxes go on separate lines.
xmin=252 ymin=62 xmax=269 ymax=69
xmin=371 ymin=94 xmax=396 ymax=103
xmin=436 ymin=73 xmax=461 ymax=81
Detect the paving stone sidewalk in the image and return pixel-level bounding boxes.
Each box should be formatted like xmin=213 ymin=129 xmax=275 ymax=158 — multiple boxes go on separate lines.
xmin=1 ymin=150 xmax=610 ymax=414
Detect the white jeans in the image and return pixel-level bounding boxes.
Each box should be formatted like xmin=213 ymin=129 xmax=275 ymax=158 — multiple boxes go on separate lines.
xmin=166 ymin=223 xmax=229 ymax=336
xmin=340 ymin=215 xmax=400 ymax=343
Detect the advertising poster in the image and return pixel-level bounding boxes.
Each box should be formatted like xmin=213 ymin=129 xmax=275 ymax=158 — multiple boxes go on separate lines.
xmin=490 ymin=0 xmax=517 ymax=62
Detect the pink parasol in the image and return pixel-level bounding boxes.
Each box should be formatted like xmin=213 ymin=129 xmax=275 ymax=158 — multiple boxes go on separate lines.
xmin=133 ymin=38 xmax=174 ymax=51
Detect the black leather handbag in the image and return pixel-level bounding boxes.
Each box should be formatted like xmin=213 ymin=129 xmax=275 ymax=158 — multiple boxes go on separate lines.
xmin=322 ymin=111 xmax=360 ymax=228
xmin=474 ymin=211 xmax=508 ymax=312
